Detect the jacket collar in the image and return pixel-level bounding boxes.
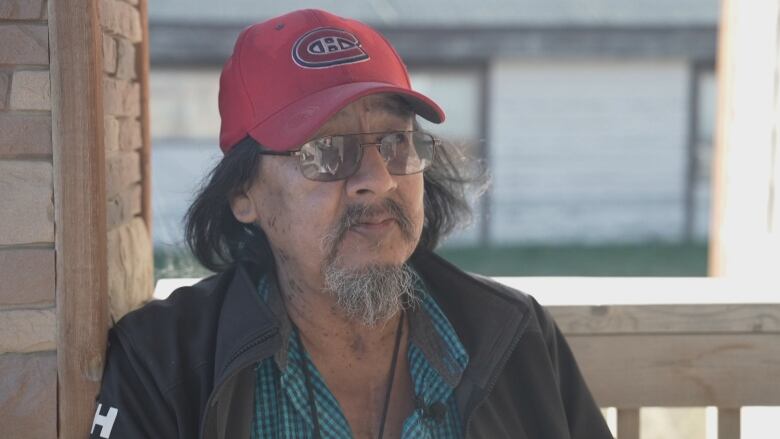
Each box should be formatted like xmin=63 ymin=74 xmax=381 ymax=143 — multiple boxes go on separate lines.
xmin=213 ymin=263 xmax=281 ymax=385
xmin=409 ymin=250 xmax=533 ymax=417
xmin=212 ymin=251 xmax=532 ymax=415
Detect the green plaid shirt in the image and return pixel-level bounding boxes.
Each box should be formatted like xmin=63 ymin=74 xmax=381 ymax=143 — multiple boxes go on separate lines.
xmin=251 ymin=270 xmax=469 ymax=438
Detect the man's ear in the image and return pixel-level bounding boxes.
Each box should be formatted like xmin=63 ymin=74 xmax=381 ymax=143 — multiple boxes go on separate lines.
xmin=230 ymin=192 xmax=258 ymax=224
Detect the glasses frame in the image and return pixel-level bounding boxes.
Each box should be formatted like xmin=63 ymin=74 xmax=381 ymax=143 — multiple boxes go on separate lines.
xmin=256 ymin=130 xmax=440 ymax=181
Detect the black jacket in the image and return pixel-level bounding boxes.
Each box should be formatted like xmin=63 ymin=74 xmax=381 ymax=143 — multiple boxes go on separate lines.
xmin=91 ymin=251 xmax=613 ymax=438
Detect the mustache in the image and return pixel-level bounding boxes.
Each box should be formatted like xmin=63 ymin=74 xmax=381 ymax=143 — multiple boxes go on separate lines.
xmin=321 ymin=198 xmax=415 ymax=257
xmin=343 ymin=199 xmax=414 ymax=235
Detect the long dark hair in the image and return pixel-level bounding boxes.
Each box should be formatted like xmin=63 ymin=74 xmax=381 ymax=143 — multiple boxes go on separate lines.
xmin=184 ymin=129 xmax=486 ymax=273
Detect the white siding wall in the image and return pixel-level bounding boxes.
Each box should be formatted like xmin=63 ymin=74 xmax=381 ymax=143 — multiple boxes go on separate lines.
xmin=693 ymin=71 xmax=717 ymax=242
xmin=489 ymin=60 xmax=690 ymax=244
xmin=411 ymin=69 xmax=484 ymax=246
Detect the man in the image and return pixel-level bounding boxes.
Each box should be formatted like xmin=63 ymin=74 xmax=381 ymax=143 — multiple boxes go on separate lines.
xmin=92 ymin=9 xmax=613 ymax=439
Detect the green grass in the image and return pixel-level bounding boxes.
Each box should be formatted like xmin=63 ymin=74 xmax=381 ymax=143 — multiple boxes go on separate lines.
xmin=437 ymin=242 xmax=708 ymax=277
xmin=155 ymin=242 xmax=708 ymax=280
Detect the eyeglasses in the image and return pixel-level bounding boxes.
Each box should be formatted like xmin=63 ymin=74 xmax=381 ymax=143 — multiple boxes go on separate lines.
xmin=257 ymin=131 xmax=439 ymax=182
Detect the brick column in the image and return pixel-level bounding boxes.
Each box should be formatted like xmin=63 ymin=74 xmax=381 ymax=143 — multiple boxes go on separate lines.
xmin=100 ymin=0 xmax=153 ymax=320
xmin=0 ymin=1 xmax=58 ymax=437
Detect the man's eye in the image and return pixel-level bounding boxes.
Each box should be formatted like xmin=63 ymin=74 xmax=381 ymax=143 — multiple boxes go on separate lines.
xmin=389 ymin=132 xmax=409 ymax=144
xmin=384 ymin=133 xmax=410 ymax=154
xmin=382 ymin=133 xmax=409 ymax=145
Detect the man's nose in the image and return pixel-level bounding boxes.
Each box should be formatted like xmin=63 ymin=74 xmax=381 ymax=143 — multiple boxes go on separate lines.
xmin=345 ymin=145 xmax=397 ymax=197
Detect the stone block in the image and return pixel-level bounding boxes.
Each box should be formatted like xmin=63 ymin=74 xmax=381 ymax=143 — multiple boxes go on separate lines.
xmin=0 ymin=308 xmax=55 ymax=353
xmin=0 ymin=352 xmax=57 ymax=439
xmin=105 ymin=151 xmax=140 ymax=197
xmin=107 ymin=183 xmax=142 ymax=229
xmin=103 ymin=76 xmax=140 ymax=117
xmin=99 ymin=0 xmax=142 ymax=43
xmin=0 ymin=161 xmax=53 ymax=245
xmin=0 ymin=0 xmax=45 ymax=20
xmin=107 ymin=218 xmax=153 ymax=320
xmin=0 ymin=248 xmax=54 ymax=307
xmin=116 ymin=37 xmax=137 ymax=80
xmin=0 ymin=24 xmax=48 ymax=65
xmin=10 ymin=70 xmax=51 ymax=111
xmin=0 ymin=113 xmax=52 ymax=157
xmin=118 ymin=117 xmax=142 ymax=150
xmin=104 ymin=115 xmax=120 ymax=152
xmin=103 ymin=34 xmax=117 ymax=75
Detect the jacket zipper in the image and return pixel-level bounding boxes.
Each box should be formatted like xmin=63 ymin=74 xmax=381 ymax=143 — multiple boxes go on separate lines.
xmin=219 ymin=328 xmax=279 ymax=378
xmin=199 ymin=328 xmax=279 ymax=438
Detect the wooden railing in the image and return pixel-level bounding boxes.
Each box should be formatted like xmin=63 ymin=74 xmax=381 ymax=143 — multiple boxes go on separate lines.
xmin=155 ymin=276 xmax=780 ymax=438
xmin=497 ymin=277 xmax=780 ymax=439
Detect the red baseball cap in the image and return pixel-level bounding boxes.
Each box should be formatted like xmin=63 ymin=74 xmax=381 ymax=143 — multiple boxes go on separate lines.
xmin=218 ymin=9 xmax=445 ymax=153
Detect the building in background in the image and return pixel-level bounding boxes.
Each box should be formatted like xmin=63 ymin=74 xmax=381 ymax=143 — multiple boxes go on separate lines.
xmin=148 ymin=0 xmax=719 ymax=250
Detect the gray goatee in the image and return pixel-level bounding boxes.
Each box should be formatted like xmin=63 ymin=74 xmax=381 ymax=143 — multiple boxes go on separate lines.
xmin=320 ymin=199 xmax=419 ymax=326
xmin=323 ymin=262 xmax=417 ymax=327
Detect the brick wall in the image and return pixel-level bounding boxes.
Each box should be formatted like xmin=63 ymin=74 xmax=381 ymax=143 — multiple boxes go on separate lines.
xmin=0 ymin=0 xmax=152 ymax=435
xmin=0 ymin=1 xmax=58 ymax=437
xmin=99 ymin=0 xmax=152 ymax=321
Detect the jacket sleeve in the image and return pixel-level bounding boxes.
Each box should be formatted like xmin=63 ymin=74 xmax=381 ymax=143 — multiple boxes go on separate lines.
xmin=90 ymin=329 xmax=178 ymax=439
xmin=536 ymin=301 xmax=613 ymax=438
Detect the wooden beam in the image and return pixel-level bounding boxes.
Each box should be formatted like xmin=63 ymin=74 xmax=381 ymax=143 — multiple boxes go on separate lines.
xmin=569 ymin=333 xmax=780 ymax=408
xmin=149 ymin=23 xmax=718 ymax=66
xmin=138 ymin=0 xmax=152 ymax=234
xmin=708 ymin=0 xmax=734 ymax=276
xmin=550 ymin=304 xmax=780 ymax=335
xmin=49 ymin=0 xmax=109 ymax=438
xmin=709 ymin=0 xmax=780 ymax=276
xmin=708 ymin=0 xmax=734 ymax=277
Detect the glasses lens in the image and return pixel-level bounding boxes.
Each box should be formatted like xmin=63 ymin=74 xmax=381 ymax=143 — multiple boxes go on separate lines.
xmin=297 ymin=131 xmax=435 ymax=181
xmin=380 ymin=132 xmax=435 ymax=175
xmin=299 ymin=136 xmax=361 ymax=181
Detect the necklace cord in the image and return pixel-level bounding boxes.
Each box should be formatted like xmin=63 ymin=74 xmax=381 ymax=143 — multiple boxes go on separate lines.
xmin=297 ymin=311 xmax=405 ymax=439
xmin=376 ymin=311 xmax=405 ymax=439
xmin=297 ymin=328 xmax=323 ymax=439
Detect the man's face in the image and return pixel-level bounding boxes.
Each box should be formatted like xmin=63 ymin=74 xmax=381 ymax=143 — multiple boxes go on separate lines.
xmin=233 ymin=94 xmax=425 ymax=288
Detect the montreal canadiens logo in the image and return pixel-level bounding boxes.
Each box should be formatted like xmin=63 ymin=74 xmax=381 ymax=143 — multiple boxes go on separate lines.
xmin=292 ymin=27 xmax=370 ymax=69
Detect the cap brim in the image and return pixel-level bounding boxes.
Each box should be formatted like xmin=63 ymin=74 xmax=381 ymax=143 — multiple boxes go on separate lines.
xmin=247 ymin=82 xmax=445 ymax=151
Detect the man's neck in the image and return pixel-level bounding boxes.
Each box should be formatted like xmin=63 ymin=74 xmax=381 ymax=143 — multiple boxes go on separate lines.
xmin=274 ymin=262 xmax=415 ymax=438
xmin=275 ymin=261 xmax=403 ymax=361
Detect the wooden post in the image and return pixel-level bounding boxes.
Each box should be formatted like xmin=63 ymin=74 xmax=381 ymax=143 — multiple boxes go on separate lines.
xmin=718 ymin=408 xmax=741 ymax=439
xmin=617 ymin=408 xmax=640 ymax=439
xmin=49 ymin=0 xmax=109 ymax=437
xmin=709 ymin=0 xmax=780 ymax=276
